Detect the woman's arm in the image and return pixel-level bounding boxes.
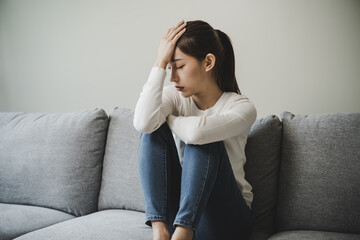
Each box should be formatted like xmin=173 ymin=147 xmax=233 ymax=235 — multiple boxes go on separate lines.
xmin=166 ymin=97 xmax=257 ymax=145
xmin=133 ymin=20 xmax=186 ymax=133
xmin=133 ymin=69 xmax=179 ymax=133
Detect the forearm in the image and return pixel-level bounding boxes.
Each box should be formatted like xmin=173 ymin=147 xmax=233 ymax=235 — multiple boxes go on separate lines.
xmin=154 ymin=58 xmax=167 ymax=70
xmin=167 ymin=100 xmax=257 ymax=145
xmin=133 ymin=68 xmax=166 ymax=133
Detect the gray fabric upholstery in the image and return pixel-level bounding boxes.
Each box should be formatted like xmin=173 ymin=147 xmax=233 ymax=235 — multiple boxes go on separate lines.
xmin=14 ymin=209 xmax=152 ymax=240
xmin=244 ymin=115 xmax=282 ymax=236
xmin=250 ymin=231 xmax=273 ymax=240
xmin=0 ymin=109 xmax=109 ymax=216
xmin=2 ymin=108 xmax=359 ymax=239
xmin=268 ymin=230 xmax=360 ymax=240
xmin=277 ymin=111 xmax=360 ymax=234
xmin=0 ymin=203 xmax=74 ymax=240
xmin=99 ymin=107 xmax=145 ymax=212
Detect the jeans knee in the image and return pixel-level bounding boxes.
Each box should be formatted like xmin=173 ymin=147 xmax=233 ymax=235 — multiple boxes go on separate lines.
xmin=206 ymin=140 xmax=225 ymax=149
xmin=140 ymin=122 xmax=172 ymax=142
xmin=199 ymin=141 xmax=225 ymax=152
xmin=185 ymin=141 xmax=226 ymax=160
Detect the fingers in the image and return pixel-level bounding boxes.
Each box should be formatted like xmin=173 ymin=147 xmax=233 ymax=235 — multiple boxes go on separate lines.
xmin=174 ymin=19 xmax=185 ymax=29
xmin=169 ymin=22 xmax=186 ymax=41
xmin=169 ymin=21 xmax=186 ymax=40
xmin=172 ymin=27 xmax=186 ymax=42
xmin=156 ymin=20 xmax=187 ymax=67
xmin=164 ymin=20 xmax=187 ymax=40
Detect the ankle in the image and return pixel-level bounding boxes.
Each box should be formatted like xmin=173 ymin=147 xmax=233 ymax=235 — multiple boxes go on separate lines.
xmin=171 ymin=225 xmax=194 ymax=240
xmin=152 ymin=221 xmax=170 ymax=240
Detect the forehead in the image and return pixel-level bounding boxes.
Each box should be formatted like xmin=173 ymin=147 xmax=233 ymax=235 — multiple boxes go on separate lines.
xmin=171 ymin=47 xmax=189 ymax=62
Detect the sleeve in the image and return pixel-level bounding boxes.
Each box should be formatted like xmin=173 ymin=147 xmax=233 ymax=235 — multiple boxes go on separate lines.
xmin=166 ymin=98 xmax=257 ymax=145
xmin=133 ymin=67 xmax=179 ymax=133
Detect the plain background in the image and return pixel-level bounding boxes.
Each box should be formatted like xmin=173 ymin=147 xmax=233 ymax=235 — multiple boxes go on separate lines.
xmin=0 ymin=0 xmax=359 ymax=118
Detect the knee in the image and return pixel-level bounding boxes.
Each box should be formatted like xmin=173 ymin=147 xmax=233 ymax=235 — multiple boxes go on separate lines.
xmin=201 ymin=141 xmax=225 ymax=151
xmin=140 ymin=122 xmax=172 ymax=141
xmin=206 ymin=140 xmax=225 ymax=149
xmin=185 ymin=141 xmax=226 ymax=157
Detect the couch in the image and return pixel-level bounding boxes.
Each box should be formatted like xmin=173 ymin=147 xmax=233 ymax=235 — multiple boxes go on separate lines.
xmin=0 ymin=107 xmax=359 ymax=240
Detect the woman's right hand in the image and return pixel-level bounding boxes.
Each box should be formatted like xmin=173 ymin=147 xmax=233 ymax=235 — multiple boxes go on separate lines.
xmin=154 ymin=20 xmax=187 ymax=69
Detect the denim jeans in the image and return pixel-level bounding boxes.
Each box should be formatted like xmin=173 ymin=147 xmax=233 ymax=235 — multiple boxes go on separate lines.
xmin=138 ymin=122 xmax=253 ymax=240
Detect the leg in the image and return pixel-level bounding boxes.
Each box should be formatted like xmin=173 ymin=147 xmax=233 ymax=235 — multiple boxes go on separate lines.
xmin=137 ymin=122 xmax=182 ymax=236
xmin=174 ymin=141 xmax=253 ymax=240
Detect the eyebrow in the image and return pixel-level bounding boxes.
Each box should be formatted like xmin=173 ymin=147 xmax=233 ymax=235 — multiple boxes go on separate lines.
xmin=170 ymin=58 xmax=183 ymax=62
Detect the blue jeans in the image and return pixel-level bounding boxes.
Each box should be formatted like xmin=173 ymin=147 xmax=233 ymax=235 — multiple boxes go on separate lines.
xmin=138 ymin=122 xmax=253 ymax=240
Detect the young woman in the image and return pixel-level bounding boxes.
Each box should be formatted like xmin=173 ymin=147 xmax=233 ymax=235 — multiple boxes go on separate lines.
xmin=133 ymin=19 xmax=257 ymax=240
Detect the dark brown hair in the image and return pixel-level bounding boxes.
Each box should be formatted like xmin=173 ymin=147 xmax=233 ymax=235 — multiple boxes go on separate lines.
xmin=176 ymin=20 xmax=241 ymax=94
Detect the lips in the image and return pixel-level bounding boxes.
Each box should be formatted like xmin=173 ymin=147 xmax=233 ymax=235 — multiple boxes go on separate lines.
xmin=175 ymin=86 xmax=184 ymax=91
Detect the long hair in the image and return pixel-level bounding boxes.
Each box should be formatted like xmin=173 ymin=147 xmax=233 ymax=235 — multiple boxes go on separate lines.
xmin=176 ymin=20 xmax=241 ymax=94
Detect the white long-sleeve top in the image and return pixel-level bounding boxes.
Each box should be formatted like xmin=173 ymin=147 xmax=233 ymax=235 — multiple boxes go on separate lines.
xmin=133 ymin=67 xmax=257 ymax=208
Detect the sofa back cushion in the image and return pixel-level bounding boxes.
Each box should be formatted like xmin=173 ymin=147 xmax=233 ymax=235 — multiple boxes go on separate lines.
xmin=98 ymin=107 xmax=145 ymax=212
xmin=244 ymin=115 xmax=282 ymax=236
xmin=0 ymin=109 xmax=109 ymax=217
xmin=277 ymin=111 xmax=360 ymax=234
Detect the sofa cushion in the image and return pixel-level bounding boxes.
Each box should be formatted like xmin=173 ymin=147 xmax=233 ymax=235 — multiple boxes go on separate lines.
xmin=244 ymin=115 xmax=282 ymax=237
xmin=276 ymin=111 xmax=360 ymax=234
xmin=0 ymin=203 xmax=74 ymax=240
xmin=14 ymin=209 xmax=152 ymax=240
xmin=250 ymin=231 xmax=273 ymax=240
xmin=0 ymin=109 xmax=109 ymax=216
xmin=98 ymin=107 xmax=145 ymax=212
xmin=268 ymin=230 xmax=360 ymax=240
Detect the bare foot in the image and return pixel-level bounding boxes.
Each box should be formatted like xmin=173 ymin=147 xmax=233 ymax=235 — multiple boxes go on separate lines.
xmin=152 ymin=221 xmax=171 ymax=240
xmin=171 ymin=225 xmax=194 ymax=240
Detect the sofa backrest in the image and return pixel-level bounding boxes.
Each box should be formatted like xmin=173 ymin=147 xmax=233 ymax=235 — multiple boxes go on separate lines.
xmin=0 ymin=109 xmax=109 ymax=217
xmin=276 ymin=111 xmax=360 ymax=234
xmin=98 ymin=107 xmax=145 ymax=212
xmin=244 ymin=115 xmax=282 ymax=237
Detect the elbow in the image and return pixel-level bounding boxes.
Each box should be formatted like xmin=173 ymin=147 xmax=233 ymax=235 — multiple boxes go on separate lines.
xmin=251 ymin=103 xmax=258 ymax=123
xmin=133 ymin=117 xmax=155 ymax=134
xmin=133 ymin=116 xmax=164 ymax=134
xmin=134 ymin=123 xmax=155 ymax=134
xmin=133 ymin=109 xmax=154 ymax=133
xmin=242 ymin=103 xmax=258 ymax=135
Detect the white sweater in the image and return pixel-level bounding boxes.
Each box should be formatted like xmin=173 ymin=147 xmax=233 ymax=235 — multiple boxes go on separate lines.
xmin=133 ymin=67 xmax=257 ymax=208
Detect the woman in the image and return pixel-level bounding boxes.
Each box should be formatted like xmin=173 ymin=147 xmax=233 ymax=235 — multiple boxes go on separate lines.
xmin=133 ymin=19 xmax=257 ymax=240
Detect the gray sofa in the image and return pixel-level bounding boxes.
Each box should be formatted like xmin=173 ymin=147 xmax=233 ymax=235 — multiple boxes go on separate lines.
xmin=0 ymin=107 xmax=359 ymax=240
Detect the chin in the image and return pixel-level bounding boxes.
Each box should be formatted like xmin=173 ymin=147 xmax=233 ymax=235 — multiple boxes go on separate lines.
xmin=180 ymin=92 xmax=192 ymax=98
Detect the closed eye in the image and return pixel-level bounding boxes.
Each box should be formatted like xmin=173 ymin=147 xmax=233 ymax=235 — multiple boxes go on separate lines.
xmin=167 ymin=65 xmax=184 ymax=70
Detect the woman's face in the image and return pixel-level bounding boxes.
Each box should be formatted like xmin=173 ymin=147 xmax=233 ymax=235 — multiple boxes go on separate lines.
xmin=169 ymin=47 xmax=207 ymax=98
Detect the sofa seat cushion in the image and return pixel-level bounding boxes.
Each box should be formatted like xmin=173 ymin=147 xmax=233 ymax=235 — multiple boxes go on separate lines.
xmin=250 ymin=231 xmax=272 ymax=240
xmin=0 ymin=203 xmax=75 ymax=240
xmin=14 ymin=209 xmax=152 ymax=240
xmin=268 ymin=230 xmax=360 ymax=240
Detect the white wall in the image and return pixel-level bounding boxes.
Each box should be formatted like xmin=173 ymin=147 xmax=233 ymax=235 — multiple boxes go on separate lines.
xmin=1 ymin=0 xmax=359 ymax=118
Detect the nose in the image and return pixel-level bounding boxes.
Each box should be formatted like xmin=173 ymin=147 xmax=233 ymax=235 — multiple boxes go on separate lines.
xmin=170 ymin=68 xmax=179 ymax=83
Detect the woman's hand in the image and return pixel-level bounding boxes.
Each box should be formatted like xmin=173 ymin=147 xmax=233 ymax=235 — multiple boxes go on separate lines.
xmin=154 ymin=20 xmax=187 ymax=69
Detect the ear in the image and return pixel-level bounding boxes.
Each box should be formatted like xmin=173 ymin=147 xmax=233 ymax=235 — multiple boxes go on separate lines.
xmin=202 ymin=53 xmax=216 ymax=72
